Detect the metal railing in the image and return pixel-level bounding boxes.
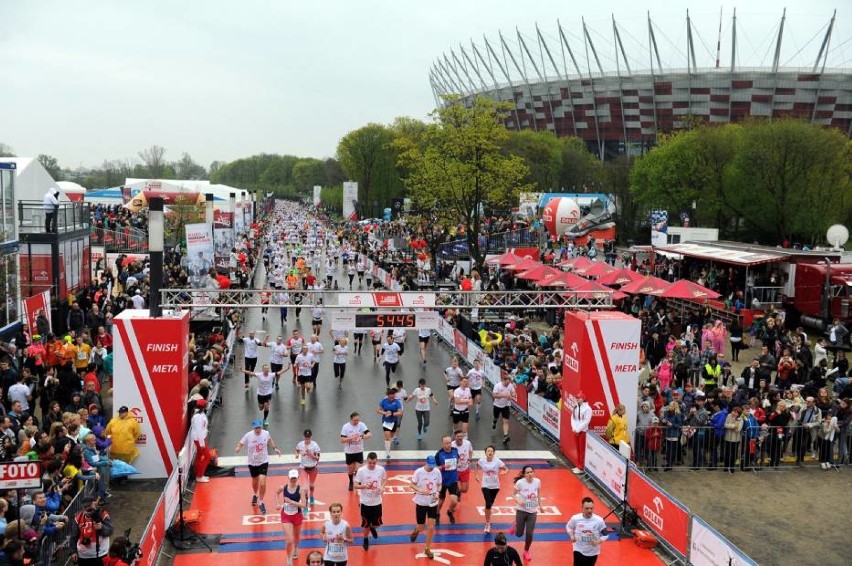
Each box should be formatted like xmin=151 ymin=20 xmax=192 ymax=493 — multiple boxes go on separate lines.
xmin=18 ymin=201 xmax=91 ymax=234
xmin=38 ymin=478 xmax=98 ymax=565
xmin=633 ymin=422 xmax=850 ymax=472
xmin=436 ymin=226 xmax=544 ymax=260
xmin=90 ymin=226 xmax=148 ymax=253
xmin=746 ymin=285 xmax=784 ymax=309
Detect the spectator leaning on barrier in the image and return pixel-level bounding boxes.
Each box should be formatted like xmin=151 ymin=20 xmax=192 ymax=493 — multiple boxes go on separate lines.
xmin=70 ymin=495 xmax=112 ymax=565
xmin=104 ymin=407 xmax=140 ymax=464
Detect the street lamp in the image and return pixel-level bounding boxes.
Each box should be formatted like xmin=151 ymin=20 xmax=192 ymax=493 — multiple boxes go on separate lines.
xmin=148 ymin=197 xmax=164 ymax=317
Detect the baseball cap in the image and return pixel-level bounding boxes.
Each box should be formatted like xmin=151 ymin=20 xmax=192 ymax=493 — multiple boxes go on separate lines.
xmin=426 ymin=455 xmax=436 ymax=466
xmin=288 ymin=469 xmax=299 ymax=479
xmin=251 ymin=419 xmax=263 ymax=428
xmin=303 ymin=429 xmax=312 ymax=437
xmin=118 ymin=405 xmax=129 ymax=413
xmin=195 ymin=399 xmax=207 ymax=408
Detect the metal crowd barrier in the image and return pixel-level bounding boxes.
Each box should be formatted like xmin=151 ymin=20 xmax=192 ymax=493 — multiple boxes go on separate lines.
xmin=38 ymin=477 xmax=98 ymax=565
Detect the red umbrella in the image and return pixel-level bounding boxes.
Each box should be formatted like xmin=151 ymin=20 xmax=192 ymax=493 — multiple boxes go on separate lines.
xmin=516 ymin=265 xmax=560 ymax=281
xmin=486 ymin=251 xmax=523 ymax=266
xmin=556 ymin=256 xmax=593 ymax=269
xmin=534 ymin=271 xmax=588 ymax=288
xmin=504 ymin=258 xmax=541 ymax=272
xmin=571 ymin=279 xmax=624 ymax=300
xmin=649 ymin=279 xmax=721 ymax=300
xmin=619 ymin=275 xmax=670 ymax=295
xmin=575 ymin=262 xmax=616 ymax=278
xmin=598 ymin=267 xmax=644 ymax=287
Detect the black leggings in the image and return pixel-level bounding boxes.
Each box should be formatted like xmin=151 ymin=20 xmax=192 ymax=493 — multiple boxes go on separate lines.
xmin=244 ymin=357 xmax=258 ymax=384
xmin=334 ymin=362 xmax=346 ymax=379
xmin=415 ymin=410 xmax=431 ymax=434
xmin=573 ymin=551 xmax=599 ymax=566
xmin=482 ymin=488 xmax=499 ymax=509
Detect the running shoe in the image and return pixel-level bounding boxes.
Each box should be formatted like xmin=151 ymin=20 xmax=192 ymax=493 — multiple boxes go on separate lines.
xmin=301 ymin=398 xmax=306 ymax=406
xmin=492 ymin=421 xmax=497 ymax=430
xmin=447 ymin=511 xmax=455 ymax=524
xmin=292 ymin=549 xmax=299 ymax=559
xmin=416 ymin=433 xmax=422 ymax=441
xmin=263 ymin=421 xmax=269 ymax=429
xmin=475 ymin=412 xmax=480 ymax=421
xmin=393 ymin=438 xmax=400 ymax=445
xmin=523 ymin=550 xmax=532 ymax=561
xmin=409 ymin=529 xmax=419 ymax=543
xmin=251 ymin=495 xmax=258 ymax=506
xmin=309 ymin=496 xmax=315 ymax=506
xmin=259 ymin=502 xmax=267 ymax=514
xmin=424 ymin=549 xmax=434 ymax=559
xmin=503 ymin=435 xmax=510 ymax=444
xmin=484 ymin=523 xmax=491 ymax=533
xmin=196 ymin=476 xmax=210 ymax=483
xmin=362 ymin=537 xmax=369 ymax=550
xmin=370 ymin=527 xmax=378 ymax=539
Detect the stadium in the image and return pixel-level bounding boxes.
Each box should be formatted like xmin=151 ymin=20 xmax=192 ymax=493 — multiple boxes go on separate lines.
xmin=429 ymin=9 xmax=852 ymax=158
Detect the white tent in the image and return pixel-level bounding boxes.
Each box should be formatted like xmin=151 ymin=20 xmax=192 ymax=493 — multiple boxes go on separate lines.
xmin=57 ymin=181 xmax=87 ymax=202
xmin=0 ymin=157 xmax=68 ymax=203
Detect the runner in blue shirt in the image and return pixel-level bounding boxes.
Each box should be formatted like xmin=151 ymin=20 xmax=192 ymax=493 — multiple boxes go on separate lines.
xmin=433 ymin=435 xmax=461 ymax=525
xmin=376 ymin=388 xmax=403 ymax=461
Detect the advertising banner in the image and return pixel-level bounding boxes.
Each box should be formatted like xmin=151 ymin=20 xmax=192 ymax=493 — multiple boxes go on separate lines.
xmin=527 ymin=394 xmax=560 ymax=440
xmin=336 ymin=292 xmax=435 ymax=308
xmin=583 ymin=433 xmax=627 ymax=501
xmin=139 ymin=493 xmax=166 ymax=566
xmin=690 ymin=515 xmax=758 ymax=566
xmin=650 ymin=210 xmax=668 ymax=247
xmin=184 ymin=223 xmax=214 ymax=288
xmin=518 ymin=192 xmax=542 ymax=219
xmin=514 ymin=381 xmax=528 ymax=414
xmin=213 ymin=210 xmax=234 ymax=274
xmin=627 ymin=465 xmax=690 ymax=557
xmin=342 ymin=181 xmax=358 ymax=221
xmin=453 ymin=329 xmax=468 ymax=360
xmin=91 ymin=245 xmax=105 ymax=277
xmin=482 ymin=356 xmax=500 ymax=387
xmin=19 ymin=243 xmax=55 ymax=297
xmin=112 ymin=310 xmax=190 ymax=478
xmin=21 ymin=291 xmax=51 ymax=335
xmin=313 ymin=185 xmax=322 ymax=207
xmin=561 ymin=310 xmax=640 ymax=466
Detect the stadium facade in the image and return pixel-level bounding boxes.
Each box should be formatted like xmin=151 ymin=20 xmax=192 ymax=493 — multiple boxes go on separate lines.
xmin=429 ymin=10 xmax=852 ymax=158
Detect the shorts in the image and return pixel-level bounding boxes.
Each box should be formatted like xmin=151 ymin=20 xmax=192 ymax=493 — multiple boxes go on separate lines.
xmin=418 ymin=336 xmax=430 ymax=344
xmin=452 ymin=410 xmax=470 ymax=424
xmin=382 ymin=421 xmax=399 ymax=433
xmin=439 ymin=482 xmax=459 ymax=499
xmin=248 ymin=463 xmax=269 ymax=478
xmin=298 ymin=374 xmax=314 ymax=385
xmin=360 ymin=503 xmax=383 ymax=528
xmin=415 ymin=504 xmax=438 ymax=524
xmin=457 ymin=469 xmax=470 ymax=483
xmin=372 ymin=339 xmax=381 ymax=345
xmin=345 ymin=452 xmax=364 ymax=466
xmin=482 ymin=487 xmax=500 ymax=509
xmin=257 ymin=393 xmax=272 ymax=405
xmin=290 ymin=354 xmax=298 ymax=365
xmin=270 ymin=362 xmax=284 ymax=374
xmin=471 ymin=388 xmax=482 ymax=399
xmin=280 ymin=511 xmax=303 ymax=526
xmin=313 ymin=319 xmax=323 ymax=327
xmin=446 ymin=384 xmax=459 ymax=391
xmin=302 ymin=465 xmax=318 ymax=478
xmin=493 ymin=406 xmax=511 ymax=420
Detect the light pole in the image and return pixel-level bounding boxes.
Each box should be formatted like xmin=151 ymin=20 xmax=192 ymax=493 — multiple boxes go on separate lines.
xmin=148 ymin=197 xmax=164 ymax=317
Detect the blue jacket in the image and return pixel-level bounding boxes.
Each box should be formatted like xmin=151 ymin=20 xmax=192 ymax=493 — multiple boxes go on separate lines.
xmin=711 ymin=409 xmax=729 ymax=437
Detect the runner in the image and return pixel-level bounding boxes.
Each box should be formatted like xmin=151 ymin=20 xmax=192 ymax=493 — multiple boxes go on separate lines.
xmin=276 ymin=290 xmax=290 ymax=325
xmin=434 ymin=435 xmax=460 ymax=525
xmin=467 ymin=359 xmax=485 ymax=421
xmin=381 ymin=334 xmax=401 ymax=387
xmin=320 ymin=502 xmax=352 ymax=566
xmin=417 ymin=327 xmax=431 ymax=366
xmin=483 ymin=532 xmax=523 ymax=565
xmin=234 ymin=419 xmax=283 ymax=515
xmin=295 ymin=429 xmax=321 ymax=511
xmin=392 ymin=327 xmax=406 ymax=356
xmin=238 ymin=330 xmax=267 ymax=390
xmin=242 ymin=364 xmax=287 ymax=426
xmin=393 ymin=379 xmax=408 ymax=446
xmin=347 ymin=262 xmax=356 ymax=289
xmin=493 ymin=371 xmax=518 ymax=444
xmin=332 ymin=337 xmax=349 ymax=389
xmin=407 ymin=377 xmax=438 ymax=441
xmin=376 ymin=388 xmax=403 ymax=460
xmin=286 ymin=329 xmax=305 ymax=384
xmin=311 ymin=300 xmax=325 ymax=336
xmin=260 ymin=291 xmax=271 ymax=321
xmin=340 ymin=412 xmax=372 ymax=491
xmin=356 ymin=257 xmax=366 ymax=288
xmin=452 ymin=376 xmax=474 ymax=437
xmin=307 ymin=334 xmax=325 ymax=388
xmin=475 ymin=445 xmax=509 ymax=533
xmin=370 ymin=328 xmax=383 ymax=362
xmin=267 ymin=336 xmax=291 ymax=391
xmin=276 ymin=468 xmax=309 ymax=566
xmin=352 ymin=326 xmax=365 ymax=356
xmin=295 ymin=343 xmax=316 ymax=406
xmin=444 ymin=356 xmax=464 ymax=407
xmin=565 ymin=497 xmax=608 ymax=566
xmin=509 ymin=465 xmax=542 ymax=561
xmin=353 ymin=452 xmax=387 ymax=551
xmin=409 ymin=455 xmax=442 ymax=560
xmin=451 ymin=428 xmax=473 ymax=501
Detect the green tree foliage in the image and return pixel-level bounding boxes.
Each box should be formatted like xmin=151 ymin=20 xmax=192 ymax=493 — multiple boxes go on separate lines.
xmin=138 ymin=145 xmax=168 ymax=178
xmin=396 ymin=96 xmax=532 ymax=271
xmin=37 ymin=154 xmax=63 ymax=181
xmin=337 ymin=124 xmax=405 ymax=217
xmin=319 ymin=185 xmax=343 ymax=213
xmin=501 ymin=130 xmax=562 ymax=191
xmin=210 ymin=154 xmax=330 ymax=201
xmin=324 ymin=158 xmax=346 ymax=186
xmin=559 ymin=137 xmax=602 ymax=193
xmin=601 ymin=155 xmax=643 ymax=243
xmin=291 ymin=158 xmax=326 ymax=193
xmin=0 ymin=143 xmax=15 ymax=157
xmin=173 ymin=152 xmax=207 ymax=180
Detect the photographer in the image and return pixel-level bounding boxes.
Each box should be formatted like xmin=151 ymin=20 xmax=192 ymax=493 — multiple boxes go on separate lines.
xmin=102 ymin=535 xmax=140 ymax=566
xmin=30 ymin=491 xmax=66 ymax=537
xmin=70 ymin=496 xmax=112 ymax=565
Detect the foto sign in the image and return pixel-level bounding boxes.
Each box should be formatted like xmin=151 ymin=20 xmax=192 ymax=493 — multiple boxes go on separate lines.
xmin=0 ymin=462 xmax=42 ymax=489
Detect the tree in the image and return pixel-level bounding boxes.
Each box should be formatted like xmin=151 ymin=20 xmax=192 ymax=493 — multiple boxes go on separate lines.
xmin=396 ymin=95 xmax=532 ymax=272
xmin=323 ymin=158 xmax=346 ymax=186
xmin=208 ymin=161 xmax=223 ymax=176
xmin=173 ymin=152 xmax=207 ymax=180
xmin=138 ymin=145 xmax=167 ymax=178
xmin=291 ymin=158 xmax=327 ymax=193
xmin=0 ymin=143 xmax=14 ymax=157
xmin=559 ymin=137 xmax=602 ymax=192
xmin=502 ymin=130 xmax=563 ymax=191
xmin=37 ymin=154 xmax=62 ymax=181
xmin=601 ymin=155 xmax=642 ymax=243
xmin=337 ymin=124 xmax=399 ymax=214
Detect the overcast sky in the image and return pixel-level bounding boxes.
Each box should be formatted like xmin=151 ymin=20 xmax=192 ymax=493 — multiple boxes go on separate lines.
xmin=1 ymin=0 xmax=846 ymax=171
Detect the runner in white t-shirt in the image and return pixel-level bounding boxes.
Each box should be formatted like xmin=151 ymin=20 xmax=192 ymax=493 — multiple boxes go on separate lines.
xmin=409 ymin=456 xmax=442 ymax=560
xmin=451 ymin=429 xmax=474 ymax=499
xmin=406 ymin=378 xmax=438 ymax=440
xmin=444 ymin=357 xmax=465 ymax=407
xmin=467 ymin=359 xmax=486 ymax=421
xmin=340 ymin=412 xmax=373 ymax=491
xmin=510 ymin=465 xmax=542 ymax=562
xmin=492 ymin=371 xmax=517 ymax=443
xmin=294 ymin=429 xmax=321 ymax=510
xmin=234 ymin=420 xmax=283 ymax=516
xmin=475 ymin=445 xmax=509 ymax=534
xmin=321 ymin=503 xmax=353 ymax=565
xmin=242 ymin=364 xmax=287 ymax=427
xmin=332 ymin=337 xmax=349 ymax=389
xmin=353 ymin=452 xmax=387 ymax=552
xmin=566 ymin=497 xmax=608 ymax=565
xmin=267 ymin=336 xmax=291 ymax=391
xmin=381 ymin=335 xmax=401 ymax=387
xmin=294 ymin=344 xmax=315 ymax=405
xmin=452 ymin=376 xmax=473 ymax=436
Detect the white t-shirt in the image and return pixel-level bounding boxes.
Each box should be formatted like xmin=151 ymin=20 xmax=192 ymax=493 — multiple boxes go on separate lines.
xmin=392 ymin=329 xmax=406 ymax=343
xmin=241 ymin=430 xmax=271 ymax=466
xmin=453 ymin=386 xmax=472 ymax=412
xmin=333 ymin=344 xmax=348 ymax=364
xmin=566 ymin=513 xmax=607 ymax=557
xmin=287 ymin=336 xmax=304 ymax=356
xmin=492 ymin=381 xmax=516 ymax=408
xmin=295 ymin=352 xmax=314 ymax=376
xmin=323 ymin=519 xmax=350 ymax=563
xmin=467 ymin=368 xmax=485 ymax=390
xmin=341 ymin=421 xmax=369 ymax=454
xmin=395 ymin=389 xmax=408 ymax=414
xmin=413 ymin=387 xmax=433 ymax=412
xmin=308 ymin=341 xmax=324 ymax=361
xmin=411 ymin=466 xmax=442 ymax=507
xmin=354 ymin=464 xmax=386 ymax=506
xmin=515 ymin=477 xmax=541 ymax=513
xmin=453 ymin=439 xmax=473 ymax=472
xmin=296 ymin=440 xmax=321 ymax=468
xmin=478 ymin=456 xmax=504 ymax=489
xmin=269 ymin=343 xmax=288 ymax=365
xmin=418 ymin=328 xmax=431 ymax=338
xmin=311 ymin=307 xmax=324 ymax=321
xmin=242 ymin=337 xmax=262 ymax=359
xmin=445 ymin=366 xmax=464 ymax=388
xmin=382 ymin=343 xmax=401 ymax=364
xmin=254 ymin=371 xmax=275 ymax=396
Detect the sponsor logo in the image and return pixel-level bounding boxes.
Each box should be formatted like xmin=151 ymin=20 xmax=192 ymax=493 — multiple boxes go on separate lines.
xmin=565 ymin=355 xmax=579 ymax=373
xmin=347 ymin=296 xmax=362 ymax=305
xmin=413 ymin=295 xmax=426 ymax=305
xmin=130 ymin=407 xmax=145 ymax=424
xmin=642 ymin=498 xmax=665 ymax=531
xmin=592 ymin=401 xmax=606 ymax=417
xmin=374 ymin=293 xmax=402 ymax=307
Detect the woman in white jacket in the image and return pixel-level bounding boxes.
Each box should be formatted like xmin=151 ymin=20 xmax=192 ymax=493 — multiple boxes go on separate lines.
xmin=817 ymin=412 xmax=840 ymax=469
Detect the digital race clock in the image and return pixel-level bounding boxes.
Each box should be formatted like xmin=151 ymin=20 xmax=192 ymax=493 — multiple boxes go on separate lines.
xmin=354 ymin=313 xmax=416 ymax=328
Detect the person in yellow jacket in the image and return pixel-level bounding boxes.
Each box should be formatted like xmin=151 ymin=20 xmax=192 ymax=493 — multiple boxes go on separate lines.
xmin=479 ymin=330 xmax=503 ymax=355
xmin=605 ymin=404 xmax=630 ymax=449
xmin=104 ymin=406 xmax=141 ymax=463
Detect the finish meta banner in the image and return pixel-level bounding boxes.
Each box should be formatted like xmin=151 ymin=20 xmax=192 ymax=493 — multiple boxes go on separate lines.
xmin=112 ymin=310 xmax=190 ymax=478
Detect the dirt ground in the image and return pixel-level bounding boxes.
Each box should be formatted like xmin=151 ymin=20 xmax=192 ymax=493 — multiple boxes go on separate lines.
xmin=103 ymin=478 xmax=166 ymax=549
xmin=650 ymin=467 xmax=852 ymax=566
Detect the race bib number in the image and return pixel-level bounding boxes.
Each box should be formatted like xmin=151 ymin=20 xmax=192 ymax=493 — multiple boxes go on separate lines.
xmin=443 ymin=458 xmax=457 ymax=471
xmin=383 ymin=421 xmax=395 ymax=431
